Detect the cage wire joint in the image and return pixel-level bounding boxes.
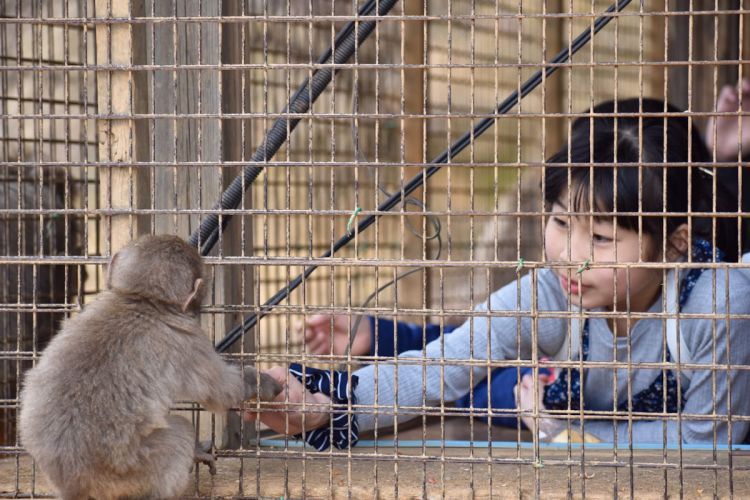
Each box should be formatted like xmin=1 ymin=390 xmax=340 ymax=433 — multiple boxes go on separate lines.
xmin=346 ymin=207 xmax=362 ymax=235
xmin=576 ymin=259 xmax=591 ymax=274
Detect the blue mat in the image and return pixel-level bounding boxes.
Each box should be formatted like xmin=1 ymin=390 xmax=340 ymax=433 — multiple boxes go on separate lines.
xmin=259 ymin=438 xmax=750 ymax=451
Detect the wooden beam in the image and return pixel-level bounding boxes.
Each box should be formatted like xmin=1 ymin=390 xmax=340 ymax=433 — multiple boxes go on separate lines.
xmin=401 ymin=0 xmax=430 ymax=311
xmin=148 ymin=0 xmax=256 ymax=449
xmin=94 ymin=0 xmax=150 ymax=253
xmin=403 ymin=0 xmax=425 ymax=169
xmin=220 ymin=0 xmax=257 ymax=450
xmin=668 ymin=0 xmax=742 ymax=114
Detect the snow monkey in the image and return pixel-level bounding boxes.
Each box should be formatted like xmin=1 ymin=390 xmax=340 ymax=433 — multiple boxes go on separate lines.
xmin=19 ymin=234 xmax=282 ymax=499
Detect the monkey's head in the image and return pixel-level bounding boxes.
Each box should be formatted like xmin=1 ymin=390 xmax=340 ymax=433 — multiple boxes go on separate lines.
xmin=107 ymin=235 xmax=208 ymax=314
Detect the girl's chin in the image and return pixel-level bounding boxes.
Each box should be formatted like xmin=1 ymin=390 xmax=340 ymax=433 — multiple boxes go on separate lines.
xmin=564 ymin=292 xmax=597 ymax=309
xmin=566 ymin=297 xmax=588 ymax=308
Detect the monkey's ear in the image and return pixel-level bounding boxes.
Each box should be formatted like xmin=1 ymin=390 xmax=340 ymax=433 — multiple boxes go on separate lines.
xmin=106 ymin=252 xmax=119 ymax=289
xmin=182 ymin=278 xmax=204 ymax=312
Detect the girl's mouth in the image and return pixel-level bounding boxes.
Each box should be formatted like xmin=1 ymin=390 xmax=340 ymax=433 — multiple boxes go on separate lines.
xmin=559 ymin=274 xmax=585 ymax=295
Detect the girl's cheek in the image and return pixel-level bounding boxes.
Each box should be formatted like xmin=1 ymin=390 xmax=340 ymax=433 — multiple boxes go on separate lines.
xmin=542 ymin=224 xmax=558 ymax=260
xmin=594 ymin=268 xmax=622 ymax=300
xmin=544 ymin=218 xmax=577 ymax=257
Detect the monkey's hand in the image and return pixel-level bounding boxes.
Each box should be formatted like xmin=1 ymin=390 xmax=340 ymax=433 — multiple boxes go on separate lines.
xmin=244 ymin=366 xmax=332 ymax=435
xmin=243 ymin=367 xmax=284 ymax=402
xmin=194 ymin=444 xmax=217 ymax=476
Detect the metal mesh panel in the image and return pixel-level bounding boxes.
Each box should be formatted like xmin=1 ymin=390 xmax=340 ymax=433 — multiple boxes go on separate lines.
xmin=2 ymin=0 xmax=750 ymax=497
xmin=0 ymin=0 xmax=93 ymax=449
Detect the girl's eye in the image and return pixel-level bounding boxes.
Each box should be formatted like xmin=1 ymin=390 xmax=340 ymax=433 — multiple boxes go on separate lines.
xmin=592 ymin=233 xmax=613 ymax=244
xmin=551 ymin=216 xmax=568 ymax=227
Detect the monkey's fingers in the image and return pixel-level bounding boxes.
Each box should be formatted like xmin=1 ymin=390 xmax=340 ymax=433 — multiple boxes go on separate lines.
xmin=243 ymin=367 xmax=284 ymax=402
xmin=194 ymin=449 xmax=217 ymax=476
xmin=257 ymin=372 xmax=284 ymax=401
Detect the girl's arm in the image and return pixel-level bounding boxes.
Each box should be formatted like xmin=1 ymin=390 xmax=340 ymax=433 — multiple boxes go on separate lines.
xmin=353 ymin=270 xmax=569 ymax=432
xmin=369 ymin=317 xmax=459 ymax=357
xmin=302 ymin=314 xmax=456 ymax=357
xmin=706 ymin=79 xmax=750 ymax=162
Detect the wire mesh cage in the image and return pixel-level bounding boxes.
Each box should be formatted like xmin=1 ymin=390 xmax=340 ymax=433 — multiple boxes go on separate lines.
xmin=2 ymin=0 xmax=750 ymax=497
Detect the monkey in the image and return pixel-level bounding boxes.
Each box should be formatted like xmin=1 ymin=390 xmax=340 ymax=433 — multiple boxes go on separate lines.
xmin=19 ymin=234 xmax=282 ymax=500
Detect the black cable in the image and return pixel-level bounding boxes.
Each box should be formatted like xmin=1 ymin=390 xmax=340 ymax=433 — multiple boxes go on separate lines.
xmin=189 ymin=0 xmax=393 ymax=255
xmin=216 ymin=0 xmax=633 ymax=353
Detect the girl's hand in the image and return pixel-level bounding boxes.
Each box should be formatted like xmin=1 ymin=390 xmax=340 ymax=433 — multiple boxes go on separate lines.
xmin=244 ymin=366 xmax=331 ymax=435
xmin=515 ymin=372 xmax=551 ymax=433
xmin=297 ymin=314 xmax=372 ymax=356
xmin=706 ymin=79 xmax=750 ymax=162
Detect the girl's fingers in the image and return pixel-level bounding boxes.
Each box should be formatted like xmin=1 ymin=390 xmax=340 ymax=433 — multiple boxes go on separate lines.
xmin=307 ymin=338 xmax=326 ymax=355
xmin=305 ymin=340 xmax=319 ymax=355
xmin=303 ymin=324 xmax=319 ymax=342
xmin=742 ymin=78 xmax=750 ymax=93
xmin=306 ymin=314 xmax=332 ymax=329
xmin=299 ymin=321 xmax=317 ymax=342
xmin=301 ymin=316 xmax=331 ymax=342
xmin=717 ymin=84 xmax=738 ymax=112
xmin=264 ymin=366 xmax=291 ymax=388
xmin=307 ymin=330 xmax=330 ymax=354
xmin=293 ymin=319 xmax=304 ymax=337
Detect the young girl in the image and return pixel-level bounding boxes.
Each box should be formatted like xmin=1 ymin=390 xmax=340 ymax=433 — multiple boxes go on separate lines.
xmin=252 ymin=98 xmax=750 ymax=448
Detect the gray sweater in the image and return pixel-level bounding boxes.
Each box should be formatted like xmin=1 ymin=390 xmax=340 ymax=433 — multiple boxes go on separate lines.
xmin=353 ymin=267 xmax=750 ymax=444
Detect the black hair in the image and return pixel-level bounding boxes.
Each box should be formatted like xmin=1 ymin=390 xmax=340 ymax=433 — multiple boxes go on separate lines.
xmin=543 ymin=98 xmax=739 ymax=262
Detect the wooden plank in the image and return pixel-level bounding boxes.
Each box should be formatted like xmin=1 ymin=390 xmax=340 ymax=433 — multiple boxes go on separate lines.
xmin=399 ymin=0 xmax=430 ymax=313
xmin=403 ymin=0 xmax=425 ymax=169
xmin=542 ymin=0 xmax=565 ymax=158
xmin=147 ymin=0 xmax=254 ymax=449
xmin=5 ymin=435 xmax=750 ymax=498
xmin=647 ymin=0 xmax=667 ymax=102
xmin=148 ymin=0 xmax=227 ymax=445
xmin=668 ymin=0 xmax=741 ymax=114
xmin=220 ymin=0 xmax=258 ymax=450
xmin=94 ymin=0 xmax=150 ymax=253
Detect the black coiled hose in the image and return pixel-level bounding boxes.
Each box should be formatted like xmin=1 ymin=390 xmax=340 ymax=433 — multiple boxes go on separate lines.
xmin=188 ymin=0 xmax=397 ymax=255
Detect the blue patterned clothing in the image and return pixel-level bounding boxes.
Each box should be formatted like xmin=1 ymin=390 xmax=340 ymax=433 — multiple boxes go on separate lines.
xmin=288 ymin=364 xmax=359 ymax=450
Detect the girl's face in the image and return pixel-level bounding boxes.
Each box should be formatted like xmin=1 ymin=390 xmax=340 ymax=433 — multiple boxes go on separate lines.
xmin=544 ymin=198 xmax=663 ymax=313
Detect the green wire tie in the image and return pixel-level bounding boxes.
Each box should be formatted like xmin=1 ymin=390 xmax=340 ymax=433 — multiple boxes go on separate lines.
xmin=576 ymin=259 xmax=590 ymax=275
xmin=515 ymin=258 xmax=525 ymax=274
xmin=346 ymin=206 xmax=362 ymax=235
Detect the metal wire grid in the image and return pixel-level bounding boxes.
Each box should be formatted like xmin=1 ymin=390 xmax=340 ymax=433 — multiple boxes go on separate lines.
xmin=1 ymin=0 xmax=749 ymax=497
xmin=0 ymin=0 xmax=94 ymax=454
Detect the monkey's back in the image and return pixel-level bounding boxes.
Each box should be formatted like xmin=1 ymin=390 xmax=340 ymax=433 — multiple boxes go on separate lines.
xmin=19 ymin=292 xmax=189 ymax=482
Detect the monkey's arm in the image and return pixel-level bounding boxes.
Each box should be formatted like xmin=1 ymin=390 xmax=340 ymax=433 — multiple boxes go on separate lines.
xmin=242 ymin=366 xmax=283 ymax=402
xmin=179 ymin=335 xmax=282 ymax=413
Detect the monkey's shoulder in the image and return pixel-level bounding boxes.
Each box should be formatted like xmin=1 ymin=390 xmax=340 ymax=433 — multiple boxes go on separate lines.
xmin=68 ymin=292 xmax=200 ymax=339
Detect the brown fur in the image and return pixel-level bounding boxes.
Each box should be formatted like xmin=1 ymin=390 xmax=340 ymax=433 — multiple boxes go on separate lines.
xmin=19 ymin=235 xmax=281 ymax=499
